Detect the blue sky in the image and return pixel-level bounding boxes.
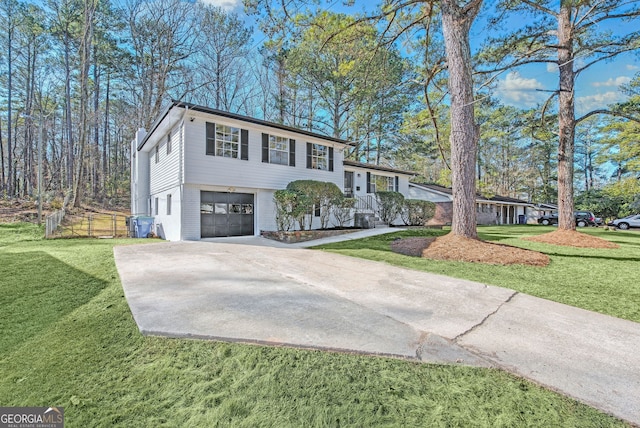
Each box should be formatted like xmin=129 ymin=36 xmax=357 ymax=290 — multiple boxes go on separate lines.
xmin=206 ymin=0 xmax=640 ymax=115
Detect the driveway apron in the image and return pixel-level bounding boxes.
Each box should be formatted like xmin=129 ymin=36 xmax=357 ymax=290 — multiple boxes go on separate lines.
xmin=115 ymin=240 xmax=640 ymax=426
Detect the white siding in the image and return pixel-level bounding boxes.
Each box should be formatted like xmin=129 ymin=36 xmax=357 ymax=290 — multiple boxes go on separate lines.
xmin=149 ymin=125 xmax=182 ymax=194
xmin=181 ymin=185 xmax=201 ymax=240
xmin=183 ymin=118 xmax=345 ymax=191
xmin=151 ymin=185 xmax=182 ymax=241
xmin=257 ymin=190 xmax=277 ymax=232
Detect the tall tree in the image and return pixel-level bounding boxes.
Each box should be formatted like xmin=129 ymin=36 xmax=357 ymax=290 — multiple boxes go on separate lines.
xmin=126 ymin=0 xmax=199 ymax=129
xmin=70 ymin=0 xmax=97 ymax=207
xmin=191 ymin=5 xmax=252 ymax=111
xmin=440 ymin=0 xmax=483 ymax=238
xmin=480 ymin=1 xmax=640 ymax=231
xmin=48 ymin=0 xmax=82 ymax=191
xmin=246 ymin=0 xmax=484 ymax=238
xmin=0 ymin=0 xmax=20 ymax=196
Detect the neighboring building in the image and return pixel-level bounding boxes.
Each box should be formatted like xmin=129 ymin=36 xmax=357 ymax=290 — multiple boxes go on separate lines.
xmin=131 ymin=101 xmax=414 ymax=240
xmin=408 ymin=183 xmax=536 ymax=225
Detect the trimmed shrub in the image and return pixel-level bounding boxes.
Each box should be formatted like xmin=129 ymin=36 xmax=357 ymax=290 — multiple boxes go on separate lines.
xmin=375 ymin=191 xmax=405 ymax=225
xmin=333 ymin=197 xmax=355 ymax=228
xmin=401 ymin=199 xmax=436 ymax=226
xmin=285 ymin=180 xmax=345 ymax=230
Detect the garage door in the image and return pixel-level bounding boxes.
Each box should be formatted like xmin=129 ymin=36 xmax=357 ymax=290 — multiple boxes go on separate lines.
xmin=200 ymin=191 xmax=254 ymax=238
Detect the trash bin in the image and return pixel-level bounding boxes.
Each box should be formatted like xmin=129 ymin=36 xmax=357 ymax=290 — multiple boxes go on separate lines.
xmin=518 ymin=214 xmax=526 ymax=225
xmin=132 ymin=216 xmax=154 ymax=238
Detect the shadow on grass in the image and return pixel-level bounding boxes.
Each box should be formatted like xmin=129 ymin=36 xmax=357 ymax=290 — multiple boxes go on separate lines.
xmin=543 ymin=252 xmax=640 ymax=262
xmin=0 ymin=251 xmax=108 ymax=354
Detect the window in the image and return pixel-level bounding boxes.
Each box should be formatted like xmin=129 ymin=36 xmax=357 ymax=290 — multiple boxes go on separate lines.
xmin=262 ymin=134 xmax=295 ymax=166
xmin=270 ymin=135 xmax=289 ymax=164
xmin=154 ymin=197 xmax=159 ymax=215
xmin=166 ymin=133 xmax=172 ymax=155
xmin=167 ymin=194 xmax=172 ymax=215
xmin=206 ymin=122 xmax=248 ymax=160
xmin=373 ymin=175 xmax=394 ymax=192
xmin=216 ymin=125 xmax=240 ymax=158
xmin=306 ymin=143 xmax=333 ymax=171
xmin=155 ymin=145 xmax=159 ymax=164
xmin=367 ymin=172 xmax=398 ymax=193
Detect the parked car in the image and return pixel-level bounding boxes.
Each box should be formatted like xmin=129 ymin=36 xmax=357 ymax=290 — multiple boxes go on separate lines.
xmin=607 ymin=214 xmax=640 ymax=230
xmin=537 ymin=211 xmax=597 ymax=227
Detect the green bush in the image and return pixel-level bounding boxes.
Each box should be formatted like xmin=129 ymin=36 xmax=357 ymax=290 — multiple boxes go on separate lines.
xmin=333 ymin=198 xmax=356 ymax=228
xmin=401 ymin=199 xmax=436 ymax=226
xmin=375 ymin=191 xmax=405 ymax=225
xmin=284 ymin=180 xmax=345 ymax=230
xmin=273 ymin=190 xmax=300 ymax=231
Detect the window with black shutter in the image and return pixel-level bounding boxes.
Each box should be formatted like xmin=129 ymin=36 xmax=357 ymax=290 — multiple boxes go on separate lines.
xmin=206 ymin=122 xmax=216 ymax=155
xmin=241 ymin=129 xmax=249 ymax=160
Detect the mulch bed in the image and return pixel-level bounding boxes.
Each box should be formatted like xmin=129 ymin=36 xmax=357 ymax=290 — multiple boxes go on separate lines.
xmin=524 ymin=229 xmax=619 ymax=249
xmin=391 ymin=234 xmax=550 ymax=267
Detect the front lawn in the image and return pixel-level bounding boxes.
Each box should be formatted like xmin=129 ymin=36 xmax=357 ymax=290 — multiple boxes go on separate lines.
xmin=0 ymin=223 xmax=628 ymax=426
xmin=314 ymin=225 xmax=640 ymax=323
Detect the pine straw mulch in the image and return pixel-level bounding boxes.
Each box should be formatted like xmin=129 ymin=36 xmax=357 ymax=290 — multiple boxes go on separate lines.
xmin=391 ymin=229 xmax=620 ymax=267
xmin=391 ymin=233 xmax=550 ymax=267
xmin=524 ymin=229 xmax=619 ymax=249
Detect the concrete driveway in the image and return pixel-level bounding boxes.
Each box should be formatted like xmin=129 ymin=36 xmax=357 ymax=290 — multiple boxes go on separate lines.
xmin=114 ymin=237 xmax=640 ymax=425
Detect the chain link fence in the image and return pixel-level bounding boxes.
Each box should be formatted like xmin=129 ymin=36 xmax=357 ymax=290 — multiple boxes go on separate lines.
xmin=46 ymin=211 xmax=130 ymax=239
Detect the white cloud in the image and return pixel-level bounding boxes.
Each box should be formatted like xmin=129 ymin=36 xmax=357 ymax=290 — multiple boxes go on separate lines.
xmin=494 ymin=71 xmax=546 ymax=107
xmin=200 ymin=0 xmax=242 ymax=10
xmin=576 ymin=91 xmax=627 ymax=115
xmin=591 ymin=76 xmax=632 ymax=87
xmin=546 ymin=63 xmax=558 ymax=73
xmin=626 ymin=64 xmax=640 ymax=71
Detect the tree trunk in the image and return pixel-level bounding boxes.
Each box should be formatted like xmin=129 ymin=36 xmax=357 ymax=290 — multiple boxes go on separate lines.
xmin=557 ymin=4 xmax=576 ymax=231
xmin=71 ymin=0 xmax=96 ymax=208
xmin=441 ymin=0 xmax=482 ymax=239
xmin=7 ymin=0 xmax=13 ymax=197
xmin=103 ymin=72 xmax=110 ymax=201
xmin=64 ymin=32 xmax=74 ymax=192
xmin=0 ymin=117 xmax=4 ymax=191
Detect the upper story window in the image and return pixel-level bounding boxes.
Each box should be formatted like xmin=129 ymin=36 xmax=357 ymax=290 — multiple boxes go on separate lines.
xmin=206 ymin=122 xmax=248 ymax=160
xmin=155 ymin=145 xmax=159 ymax=164
xmin=262 ymin=133 xmax=295 ymax=166
xmin=166 ymin=132 xmax=172 ymax=155
xmin=306 ymin=143 xmax=333 ymax=171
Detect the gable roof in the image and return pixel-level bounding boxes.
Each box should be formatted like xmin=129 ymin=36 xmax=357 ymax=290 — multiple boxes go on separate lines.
xmin=138 ymin=100 xmax=352 ymax=151
xmin=410 ymin=182 xmax=532 ymax=205
xmin=343 ymin=160 xmax=416 ymax=176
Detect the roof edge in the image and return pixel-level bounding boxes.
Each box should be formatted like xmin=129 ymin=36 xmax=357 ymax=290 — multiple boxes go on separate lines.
xmin=138 ymin=100 xmax=353 ymax=151
xmin=343 ymin=159 xmax=416 ymax=176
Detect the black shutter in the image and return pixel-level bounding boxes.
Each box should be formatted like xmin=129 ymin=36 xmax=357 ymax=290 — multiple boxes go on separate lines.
xmin=206 ymin=122 xmax=216 ymax=155
xmin=328 ymin=147 xmax=334 ymax=171
xmin=262 ymin=133 xmax=269 ymax=163
xmin=366 ymin=172 xmax=371 ymax=193
xmin=306 ymin=142 xmax=312 ymax=169
xmin=289 ymin=139 xmax=296 ymax=167
xmin=241 ymin=129 xmax=249 ymax=160
xmin=395 ymin=176 xmax=399 ymax=192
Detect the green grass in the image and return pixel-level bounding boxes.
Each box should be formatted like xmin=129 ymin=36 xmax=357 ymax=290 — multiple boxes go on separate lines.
xmin=315 ymin=225 xmax=640 ymax=323
xmin=0 ymin=223 xmax=629 ymax=427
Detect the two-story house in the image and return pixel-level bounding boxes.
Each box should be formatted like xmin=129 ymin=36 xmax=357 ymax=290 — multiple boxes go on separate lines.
xmin=131 ymin=101 xmax=414 ymax=241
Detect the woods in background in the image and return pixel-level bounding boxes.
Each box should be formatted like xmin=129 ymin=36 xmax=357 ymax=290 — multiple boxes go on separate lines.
xmin=1 ymin=0 xmax=639 ymax=218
